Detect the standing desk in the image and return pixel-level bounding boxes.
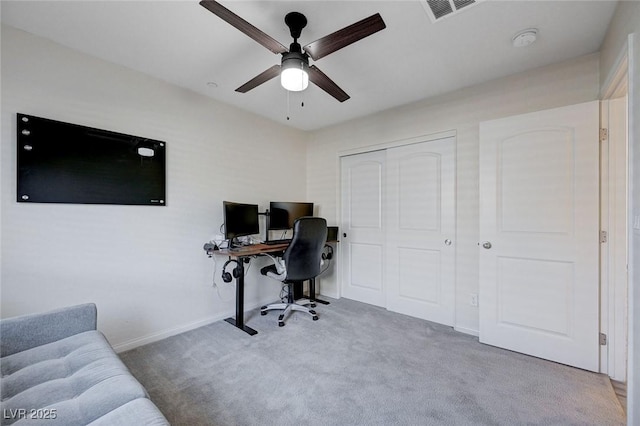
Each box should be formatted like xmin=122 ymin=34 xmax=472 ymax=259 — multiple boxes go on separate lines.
xmin=213 ymin=242 xmax=289 ymax=336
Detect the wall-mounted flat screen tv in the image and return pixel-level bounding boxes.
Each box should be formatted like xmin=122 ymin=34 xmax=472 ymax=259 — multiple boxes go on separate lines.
xmin=17 ymin=113 xmax=166 ymax=205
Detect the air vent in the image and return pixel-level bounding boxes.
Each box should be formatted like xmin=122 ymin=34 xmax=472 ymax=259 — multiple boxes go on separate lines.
xmin=453 ymin=0 xmax=475 ymax=10
xmin=422 ymin=0 xmax=484 ymax=22
xmin=426 ymin=0 xmax=453 ymax=19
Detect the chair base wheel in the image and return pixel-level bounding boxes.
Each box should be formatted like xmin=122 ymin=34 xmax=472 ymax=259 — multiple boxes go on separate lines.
xmin=262 ymin=302 xmax=319 ymax=326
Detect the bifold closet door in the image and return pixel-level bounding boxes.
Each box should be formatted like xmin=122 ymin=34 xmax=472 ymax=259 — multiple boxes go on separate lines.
xmin=340 ymin=150 xmax=386 ymax=307
xmin=385 ymin=138 xmax=456 ymax=325
xmin=479 ymin=101 xmax=600 ymax=372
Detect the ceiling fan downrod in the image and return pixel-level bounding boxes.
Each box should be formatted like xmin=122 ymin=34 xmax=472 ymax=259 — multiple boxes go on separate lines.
xmin=284 ymin=12 xmax=307 ymax=41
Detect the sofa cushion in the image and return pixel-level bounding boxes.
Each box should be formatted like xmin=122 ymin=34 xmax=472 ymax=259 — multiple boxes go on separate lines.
xmin=1 ymin=331 xmax=152 ymax=425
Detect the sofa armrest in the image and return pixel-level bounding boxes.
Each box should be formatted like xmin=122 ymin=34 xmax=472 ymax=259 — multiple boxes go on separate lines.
xmin=1 ymin=303 xmax=97 ymax=357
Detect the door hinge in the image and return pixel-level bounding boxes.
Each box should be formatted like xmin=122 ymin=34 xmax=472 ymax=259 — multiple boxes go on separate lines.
xmin=600 ymin=333 xmax=607 ymax=346
xmin=600 ymin=128 xmax=608 ymax=142
xmin=600 ymin=230 xmax=608 ymax=243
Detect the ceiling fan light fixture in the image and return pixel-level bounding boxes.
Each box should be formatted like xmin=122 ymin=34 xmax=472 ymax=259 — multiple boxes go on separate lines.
xmin=281 ymin=53 xmax=309 ymax=92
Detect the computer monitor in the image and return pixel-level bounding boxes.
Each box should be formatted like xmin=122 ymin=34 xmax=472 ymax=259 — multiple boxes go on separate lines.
xmin=268 ymin=202 xmax=314 ymax=230
xmin=223 ymin=201 xmax=259 ymax=242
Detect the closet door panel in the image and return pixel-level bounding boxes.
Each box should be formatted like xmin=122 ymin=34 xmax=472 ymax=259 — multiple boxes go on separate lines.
xmin=386 ymin=138 xmax=456 ymax=325
xmin=340 ymin=151 xmax=386 ymax=307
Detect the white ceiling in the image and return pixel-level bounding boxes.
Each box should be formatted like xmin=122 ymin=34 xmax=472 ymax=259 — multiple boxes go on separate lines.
xmin=1 ymin=0 xmax=618 ymax=131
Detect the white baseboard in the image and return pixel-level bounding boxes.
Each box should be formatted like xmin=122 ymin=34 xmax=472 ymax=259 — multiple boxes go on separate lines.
xmin=113 ymin=298 xmax=479 ymax=352
xmin=112 ymin=300 xmax=267 ymax=353
xmin=454 ymin=326 xmax=479 ymax=337
xmin=112 ymin=314 xmax=225 ymax=353
xmin=319 ymin=289 xmax=339 ymax=299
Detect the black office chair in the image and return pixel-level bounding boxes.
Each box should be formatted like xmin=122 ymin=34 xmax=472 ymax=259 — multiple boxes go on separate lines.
xmin=260 ymin=217 xmax=328 ymax=327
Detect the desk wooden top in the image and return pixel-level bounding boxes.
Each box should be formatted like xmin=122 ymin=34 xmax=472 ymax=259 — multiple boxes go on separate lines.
xmin=214 ymin=242 xmax=289 ymax=257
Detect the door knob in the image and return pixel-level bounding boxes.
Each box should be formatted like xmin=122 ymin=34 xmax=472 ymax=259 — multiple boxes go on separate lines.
xmin=444 ymin=239 xmax=452 ymax=246
xmin=343 ymin=233 xmax=347 ymax=238
xmin=482 ymin=241 xmax=492 ymax=249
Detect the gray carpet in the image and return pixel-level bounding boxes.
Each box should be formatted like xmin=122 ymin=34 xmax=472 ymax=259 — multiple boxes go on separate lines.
xmin=120 ymin=298 xmax=625 ymax=425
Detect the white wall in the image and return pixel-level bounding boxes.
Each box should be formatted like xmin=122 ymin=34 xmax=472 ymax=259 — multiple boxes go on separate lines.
xmin=0 ymin=26 xmax=309 ymax=349
xmin=307 ymin=53 xmax=600 ymax=335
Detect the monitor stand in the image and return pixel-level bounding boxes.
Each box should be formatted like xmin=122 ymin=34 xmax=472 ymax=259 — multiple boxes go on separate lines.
xmin=229 ymin=237 xmax=245 ymax=250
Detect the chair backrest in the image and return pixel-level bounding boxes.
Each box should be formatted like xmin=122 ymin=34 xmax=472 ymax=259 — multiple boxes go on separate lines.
xmin=282 ymin=217 xmax=328 ymax=282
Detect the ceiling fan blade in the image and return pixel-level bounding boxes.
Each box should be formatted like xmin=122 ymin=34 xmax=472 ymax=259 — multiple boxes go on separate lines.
xmin=199 ymin=0 xmax=288 ymax=55
xmin=235 ymin=65 xmax=281 ymax=93
xmin=303 ymin=13 xmax=386 ymax=61
xmin=308 ymin=65 xmax=350 ymax=102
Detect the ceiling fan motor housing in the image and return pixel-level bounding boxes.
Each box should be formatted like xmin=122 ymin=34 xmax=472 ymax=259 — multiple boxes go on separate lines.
xmin=281 ymin=50 xmax=309 ymax=68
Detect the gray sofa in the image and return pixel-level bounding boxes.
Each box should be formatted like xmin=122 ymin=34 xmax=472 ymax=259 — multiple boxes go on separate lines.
xmin=0 ymin=304 xmax=169 ymax=425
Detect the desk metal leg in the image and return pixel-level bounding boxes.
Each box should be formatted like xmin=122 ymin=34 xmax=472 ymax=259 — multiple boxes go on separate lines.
xmin=309 ymin=278 xmax=330 ymax=305
xmin=224 ymin=256 xmax=258 ymax=336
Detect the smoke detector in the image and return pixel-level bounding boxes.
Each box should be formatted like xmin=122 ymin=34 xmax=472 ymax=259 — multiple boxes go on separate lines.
xmin=512 ymin=29 xmax=538 ymax=48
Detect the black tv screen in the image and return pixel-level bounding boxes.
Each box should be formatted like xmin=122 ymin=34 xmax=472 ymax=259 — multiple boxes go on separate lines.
xmin=269 ymin=201 xmax=314 ymax=230
xmin=17 ymin=113 xmax=166 ymax=205
xmin=223 ymin=201 xmax=259 ymax=240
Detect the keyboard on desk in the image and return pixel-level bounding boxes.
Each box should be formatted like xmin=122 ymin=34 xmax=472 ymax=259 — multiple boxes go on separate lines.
xmin=264 ymin=239 xmax=291 ymax=245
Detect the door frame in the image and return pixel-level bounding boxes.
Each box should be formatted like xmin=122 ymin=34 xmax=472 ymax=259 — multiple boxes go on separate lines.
xmin=600 ymin=51 xmax=629 ymax=380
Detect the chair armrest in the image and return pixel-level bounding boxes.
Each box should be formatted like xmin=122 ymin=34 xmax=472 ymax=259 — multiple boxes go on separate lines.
xmin=1 ymin=303 xmax=97 ymax=357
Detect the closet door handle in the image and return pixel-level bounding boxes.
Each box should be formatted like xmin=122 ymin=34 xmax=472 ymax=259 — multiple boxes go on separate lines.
xmin=482 ymin=241 xmax=492 ymax=249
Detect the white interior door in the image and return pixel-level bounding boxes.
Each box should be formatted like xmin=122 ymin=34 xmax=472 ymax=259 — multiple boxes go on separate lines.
xmin=386 ymin=138 xmax=456 ymax=325
xmin=479 ymin=101 xmax=600 ymax=371
xmin=340 ymin=150 xmax=386 ymax=307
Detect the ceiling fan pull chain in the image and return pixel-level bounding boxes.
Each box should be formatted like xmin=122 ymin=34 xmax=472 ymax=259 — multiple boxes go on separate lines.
xmin=286 ymin=90 xmax=290 ymax=121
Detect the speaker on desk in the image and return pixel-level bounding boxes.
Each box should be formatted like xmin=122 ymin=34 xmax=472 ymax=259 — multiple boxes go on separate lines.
xmin=327 ymin=226 xmax=339 ymax=243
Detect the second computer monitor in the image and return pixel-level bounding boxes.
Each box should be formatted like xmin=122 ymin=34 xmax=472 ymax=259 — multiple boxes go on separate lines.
xmin=269 ymin=202 xmax=314 ymax=230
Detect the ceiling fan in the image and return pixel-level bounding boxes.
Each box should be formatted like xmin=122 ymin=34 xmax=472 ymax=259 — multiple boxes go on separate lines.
xmin=199 ymin=0 xmax=386 ymax=102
